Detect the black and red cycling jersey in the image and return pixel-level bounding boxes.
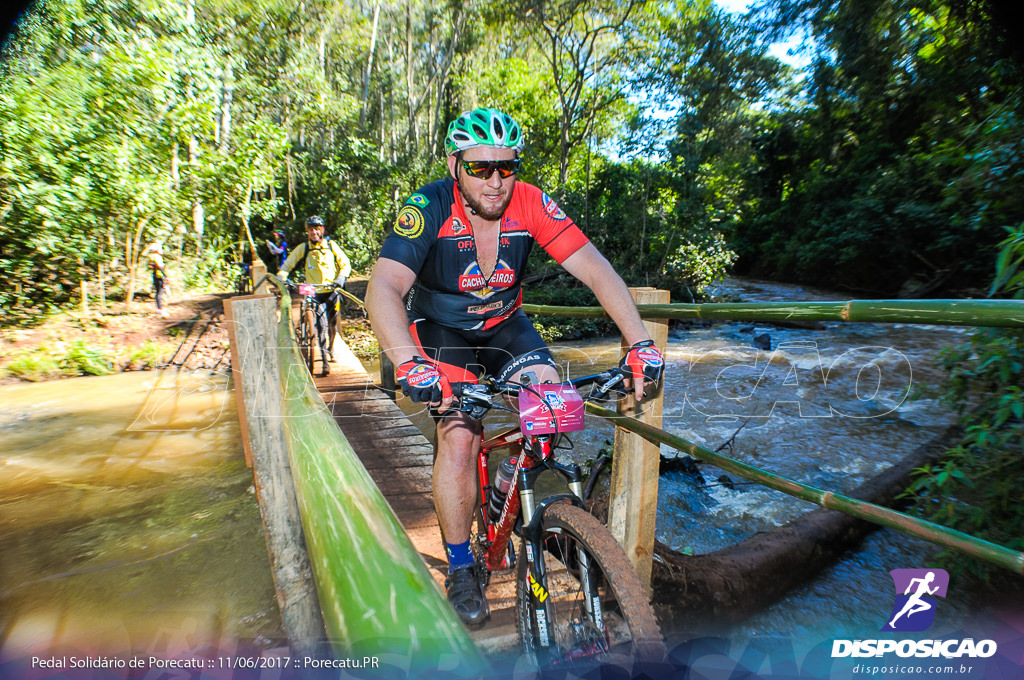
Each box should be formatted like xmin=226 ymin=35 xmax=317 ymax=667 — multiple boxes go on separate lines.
xmin=379 ymin=178 xmax=590 ymax=331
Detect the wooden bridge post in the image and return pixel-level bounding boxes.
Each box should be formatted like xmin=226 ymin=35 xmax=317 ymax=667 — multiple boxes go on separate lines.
xmin=251 ymin=259 xmax=270 ymax=296
xmin=608 ymin=287 xmax=669 ymax=594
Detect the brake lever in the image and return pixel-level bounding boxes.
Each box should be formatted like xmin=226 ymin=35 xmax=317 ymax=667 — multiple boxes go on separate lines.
xmin=590 ymin=373 xmax=628 ymax=402
xmin=450 ymin=383 xmax=494 ymax=419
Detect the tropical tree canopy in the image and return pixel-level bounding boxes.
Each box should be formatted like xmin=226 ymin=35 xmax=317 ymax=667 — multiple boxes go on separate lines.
xmin=2 ymin=0 xmax=1022 ymax=325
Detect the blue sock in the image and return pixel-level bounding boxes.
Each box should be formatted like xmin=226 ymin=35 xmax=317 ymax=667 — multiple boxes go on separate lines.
xmin=446 ymin=540 xmax=474 ymax=572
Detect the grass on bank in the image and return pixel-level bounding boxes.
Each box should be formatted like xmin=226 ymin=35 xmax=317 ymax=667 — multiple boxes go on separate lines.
xmin=1 ymin=339 xmax=177 ymax=381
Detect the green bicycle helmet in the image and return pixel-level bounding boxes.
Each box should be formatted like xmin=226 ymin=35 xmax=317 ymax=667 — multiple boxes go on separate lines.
xmin=444 ymin=108 xmax=525 ymax=155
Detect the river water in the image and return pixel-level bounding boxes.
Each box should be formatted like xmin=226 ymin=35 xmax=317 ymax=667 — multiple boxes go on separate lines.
xmin=554 ymin=278 xmax=979 ymax=648
xmin=0 ymin=277 xmax=985 ymax=666
xmin=0 ymin=370 xmax=283 ymax=659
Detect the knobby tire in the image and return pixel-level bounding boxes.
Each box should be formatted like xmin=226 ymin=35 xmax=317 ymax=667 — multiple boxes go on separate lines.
xmin=299 ymin=307 xmax=316 ymax=375
xmin=515 ymin=503 xmax=664 ymax=668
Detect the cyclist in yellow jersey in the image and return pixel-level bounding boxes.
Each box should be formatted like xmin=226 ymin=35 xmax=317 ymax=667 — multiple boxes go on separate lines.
xmin=278 ymin=216 xmax=352 ymax=369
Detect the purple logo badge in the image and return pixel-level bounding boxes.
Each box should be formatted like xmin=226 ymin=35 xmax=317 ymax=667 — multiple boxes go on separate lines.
xmin=883 ymin=568 xmax=949 ymax=632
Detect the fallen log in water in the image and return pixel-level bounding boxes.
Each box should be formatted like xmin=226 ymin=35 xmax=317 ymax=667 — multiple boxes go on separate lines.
xmin=590 ymin=423 xmax=963 ymax=631
xmin=649 ymin=423 xmax=963 ymax=630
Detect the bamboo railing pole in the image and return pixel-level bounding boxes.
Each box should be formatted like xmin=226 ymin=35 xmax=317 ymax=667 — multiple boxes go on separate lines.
xmin=523 ymin=299 xmax=1024 ymax=328
xmin=586 ymin=402 xmax=1024 ymax=576
xmin=265 ymin=276 xmax=486 ymax=672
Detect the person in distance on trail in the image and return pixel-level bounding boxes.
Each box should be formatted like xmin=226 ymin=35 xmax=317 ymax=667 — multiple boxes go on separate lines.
xmin=365 ymin=107 xmax=665 ymax=627
xmin=266 ymin=230 xmax=289 ymax=270
xmin=146 ymin=243 xmax=169 ymax=318
xmin=277 ymin=215 xmax=352 ymax=376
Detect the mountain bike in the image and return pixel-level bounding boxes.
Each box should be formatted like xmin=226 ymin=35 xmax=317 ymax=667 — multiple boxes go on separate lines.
xmin=232 ymin=261 xmax=252 ymax=295
xmin=288 ymin=282 xmax=340 ymax=377
xmin=450 ymin=368 xmax=665 ymax=667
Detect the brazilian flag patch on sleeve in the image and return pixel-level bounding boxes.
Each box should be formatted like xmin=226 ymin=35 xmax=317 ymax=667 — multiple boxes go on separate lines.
xmin=406 ymin=193 xmax=430 ymax=208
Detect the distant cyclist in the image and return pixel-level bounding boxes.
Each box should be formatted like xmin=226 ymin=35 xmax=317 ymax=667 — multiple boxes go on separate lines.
xmin=266 ymin=230 xmax=289 ymax=270
xmin=278 ymin=216 xmax=352 ymax=373
xmin=365 ymin=107 xmax=665 ymax=626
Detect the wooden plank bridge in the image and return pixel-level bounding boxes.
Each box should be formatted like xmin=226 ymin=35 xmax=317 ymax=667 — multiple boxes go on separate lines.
xmin=309 ymin=338 xmax=521 ymax=657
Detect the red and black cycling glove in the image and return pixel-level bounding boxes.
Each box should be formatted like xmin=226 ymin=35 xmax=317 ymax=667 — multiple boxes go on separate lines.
xmin=619 ymin=340 xmax=665 ymax=387
xmin=396 ymin=356 xmax=453 ymax=404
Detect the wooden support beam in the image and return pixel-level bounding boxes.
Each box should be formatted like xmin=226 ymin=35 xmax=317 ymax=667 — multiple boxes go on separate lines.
xmin=226 ymin=295 xmax=326 ymax=657
xmin=607 ymin=287 xmax=669 ymax=594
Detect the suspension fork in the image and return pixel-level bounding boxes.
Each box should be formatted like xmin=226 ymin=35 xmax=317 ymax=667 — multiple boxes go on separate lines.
xmin=518 ymin=436 xmax=601 ymax=649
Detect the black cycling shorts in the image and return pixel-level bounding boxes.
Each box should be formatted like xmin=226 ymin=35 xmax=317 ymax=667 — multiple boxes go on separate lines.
xmin=408 ymin=309 xmax=557 ymax=385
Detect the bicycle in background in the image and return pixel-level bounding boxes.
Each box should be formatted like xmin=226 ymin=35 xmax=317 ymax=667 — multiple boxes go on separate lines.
xmin=232 ymin=262 xmax=252 ymax=295
xmin=288 ymin=282 xmax=342 ymax=377
xmin=450 ymin=368 xmax=665 ymax=668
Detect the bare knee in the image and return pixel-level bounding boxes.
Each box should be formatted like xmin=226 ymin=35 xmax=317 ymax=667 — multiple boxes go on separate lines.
xmin=436 ymin=413 xmax=481 ymax=467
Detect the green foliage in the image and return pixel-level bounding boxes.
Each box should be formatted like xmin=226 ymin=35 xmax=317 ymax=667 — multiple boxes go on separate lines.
xmin=123 ymin=339 xmax=175 ymax=369
xmin=524 ymin=283 xmax=616 ymax=341
xmin=734 ymin=0 xmax=1024 ymax=295
xmin=2 ymin=349 xmax=62 ymax=382
xmin=904 ymin=225 xmax=1024 ymax=579
xmin=4 ymin=0 xmax=1022 ymax=331
xmin=2 ymin=340 xmax=113 ymax=380
xmin=59 ymin=339 xmax=114 ymax=376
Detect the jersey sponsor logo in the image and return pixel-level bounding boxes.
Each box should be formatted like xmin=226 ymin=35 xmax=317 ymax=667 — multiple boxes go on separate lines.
xmin=541 ymin=193 xmax=567 ymax=220
xmin=459 ymin=260 xmax=517 ymax=299
xmin=406 ymin=193 xmax=430 ymax=207
xmin=459 ymin=266 xmax=487 ymax=292
xmin=394 ymin=205 xmax=425 ymax=239
xmin=439 ymin=217 xmax=469 ymax=239
xmin=467 ymin=300 xmax=504 ymax=315
xmin=489 ymin=268 xmax=516 ymax=286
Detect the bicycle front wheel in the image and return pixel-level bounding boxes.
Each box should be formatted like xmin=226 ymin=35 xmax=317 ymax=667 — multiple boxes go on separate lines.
xmin=516 ymin=503 xmax=664 ymax=667
xmin=298 ymin=307 xmax=316 ymax=375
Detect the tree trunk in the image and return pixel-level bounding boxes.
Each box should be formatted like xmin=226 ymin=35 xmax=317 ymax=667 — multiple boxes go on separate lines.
xmin=359 ymin=4 xmax=380 ymax=128
xmin=219 ymin=63 xmax=233 ymax=152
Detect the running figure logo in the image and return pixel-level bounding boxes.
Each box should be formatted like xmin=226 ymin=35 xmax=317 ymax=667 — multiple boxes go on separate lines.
xmin=883 ymin=568 xmax=949 ymax=632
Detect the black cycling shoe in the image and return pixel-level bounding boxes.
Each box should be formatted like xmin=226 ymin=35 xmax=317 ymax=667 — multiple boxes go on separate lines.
xmin=445 ymin=565 xmax=489 ymax=626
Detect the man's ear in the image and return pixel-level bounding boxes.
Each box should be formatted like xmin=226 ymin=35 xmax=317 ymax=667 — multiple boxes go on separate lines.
xmin=446 ymin=154 xmax=459 ymax=180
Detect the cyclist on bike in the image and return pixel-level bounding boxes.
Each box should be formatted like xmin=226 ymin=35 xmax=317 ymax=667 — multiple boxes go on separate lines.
xmin=365 ymin=107 xmax=665 ymax=627
xmin=278 ymin=215 xmax=352 ymax=374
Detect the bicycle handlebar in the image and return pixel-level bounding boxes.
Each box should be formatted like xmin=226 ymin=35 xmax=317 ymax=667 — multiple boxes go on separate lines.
xmin=449 ymin=368 xmax=629 ymax=419
xmin=286 ymin=282 xmax=343 ymax=294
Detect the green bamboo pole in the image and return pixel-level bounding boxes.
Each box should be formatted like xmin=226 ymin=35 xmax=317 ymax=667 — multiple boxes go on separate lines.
xmin=271 ymin=277 xmax=486 ymax=673
xmin=523 ymin=299 xmax=1024 ymax=328
xmin=586 ymin=402 xmax=1024 ymax=576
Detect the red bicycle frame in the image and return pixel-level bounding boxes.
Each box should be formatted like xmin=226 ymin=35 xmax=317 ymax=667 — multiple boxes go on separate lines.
xmin=476 ymin=427 xmax=557 ymax=572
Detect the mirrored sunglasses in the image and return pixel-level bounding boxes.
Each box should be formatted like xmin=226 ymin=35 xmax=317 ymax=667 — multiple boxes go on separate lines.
xmin=461 ymin=158 xmax=521 ymax=179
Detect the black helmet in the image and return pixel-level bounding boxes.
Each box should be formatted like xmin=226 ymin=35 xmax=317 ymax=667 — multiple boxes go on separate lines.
xmin=306 ymin=215 xmax=325 ymax=228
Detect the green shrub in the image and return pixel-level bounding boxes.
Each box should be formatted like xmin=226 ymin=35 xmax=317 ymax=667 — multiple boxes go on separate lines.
xmin=58 ymin=340 xmax=113 ymax=376
xmin=122 ymin=340 xmax=176 ymax=369
xmin=3 ymin=350 xmax=61 ymax=381
xmin=903 ymin=224 xmax=1024 ymax=580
